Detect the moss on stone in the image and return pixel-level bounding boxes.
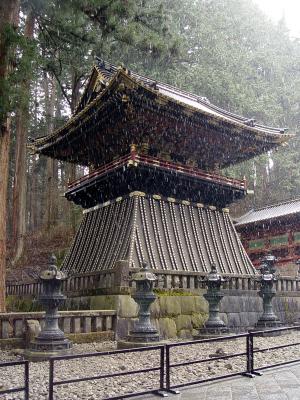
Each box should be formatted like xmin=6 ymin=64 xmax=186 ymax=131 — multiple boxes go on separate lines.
xmin=180 ymin=296 xmax=197 ymax=315
xmin=118 ymin=296 xmax=139 ymax=318
xmin=175 ymin=314 xmax=192 ymax=331
xmin=159 ymin=296 xmax=181 ymax=317
xmin=6 ymin=296 xmax=41 ymax=313
xmin=90 ymin=295 xmax=118 ymax=311
xmin=191 ymin=312 xmax=207 ymax=328
xmin=150 ymin=299 xmax=160 ymax=319
xmin=154 ymin=289 xmax=193 ymax=296
xmin=159 ymin=318 xmax=177 ymax=338
xmin=195 ymin=295 xmax=209 ymax=314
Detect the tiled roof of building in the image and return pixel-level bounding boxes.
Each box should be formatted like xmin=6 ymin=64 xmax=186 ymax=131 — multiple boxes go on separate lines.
xmin=92 ymin=59 xmax=286 ymax=136
xmin=62 ymin=193 xmax=255 ymax=276
xmin=29 ymin=59 xmax=293 ymax=169
xmin=235 ymin=198 xmax=300 ymax=227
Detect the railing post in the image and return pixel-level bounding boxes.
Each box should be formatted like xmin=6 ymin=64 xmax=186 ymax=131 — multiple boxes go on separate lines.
xmin=243 ymin=332 xmax=258 ymax=378
xmin=246 ymin=333 xmax=251 ymax=374
xmin=249 ymin=332 xmax=254 ymax=374
xmin=49 ymin=359 xmax=54 ymax=400
xmin=165 ymin=345 xmax=170 ymax=390
xmin=246 ymin=331 xmax=262 ymax=376
xmin=160 ymin=346 xmax=165 ymax=391
xmin=24 ymin=361 xmax=29 ymax=400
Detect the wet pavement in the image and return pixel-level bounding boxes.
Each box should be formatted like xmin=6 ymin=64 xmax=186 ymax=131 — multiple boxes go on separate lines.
xmin=139 ymin=363 xmax=300 ymax=400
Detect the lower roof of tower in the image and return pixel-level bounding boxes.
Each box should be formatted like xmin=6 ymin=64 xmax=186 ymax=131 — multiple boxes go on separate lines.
xmin=61 ymin=192 xmax=255 ymax=276
xmin=30 ymin=60 xmax=292 ymax=170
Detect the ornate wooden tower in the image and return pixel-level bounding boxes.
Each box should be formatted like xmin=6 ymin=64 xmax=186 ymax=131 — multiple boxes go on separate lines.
xmin=31 ymin=60 xmax=291 ymax=280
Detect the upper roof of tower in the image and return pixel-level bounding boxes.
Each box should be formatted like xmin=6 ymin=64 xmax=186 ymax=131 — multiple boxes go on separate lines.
xmin=30 ymin=59 xmax=293 ymax=169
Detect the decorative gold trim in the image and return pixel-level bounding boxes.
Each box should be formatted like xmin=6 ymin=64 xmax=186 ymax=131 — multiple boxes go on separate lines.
xmin=153 ymin=194 xmax=162 ymax=200
xmin=129 ymin=191 xmax=145 ymax=197
xmin=182 ymin=200 xmax=190 ymax=205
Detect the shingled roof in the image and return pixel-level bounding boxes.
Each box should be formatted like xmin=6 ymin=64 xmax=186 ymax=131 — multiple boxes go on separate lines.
xmin=30 ymin=59 xmax=292 ymax=169
xmin=235 ymin=198 xmax=300 ymax=227
xmin=62 ymin=192 xmax=255 ymax=276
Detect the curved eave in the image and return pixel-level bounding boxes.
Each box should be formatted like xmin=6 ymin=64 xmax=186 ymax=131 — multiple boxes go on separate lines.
xmin=28 ymin=69 xmax=125 ymax=153
xmin=29 ymin=69 xmax=293 ymax=155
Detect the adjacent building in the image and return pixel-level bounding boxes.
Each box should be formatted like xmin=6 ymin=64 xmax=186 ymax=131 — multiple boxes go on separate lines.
xmin=235 ymin=198 xmax=300 ymax=276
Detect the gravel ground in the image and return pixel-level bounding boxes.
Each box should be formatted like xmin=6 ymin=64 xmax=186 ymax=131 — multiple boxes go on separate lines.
xmin=1 ymin=332 xmax=300 ymax=400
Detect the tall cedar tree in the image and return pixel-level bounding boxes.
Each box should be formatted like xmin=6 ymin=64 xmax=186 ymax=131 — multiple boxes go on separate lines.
xmin=0 ymin=0 xmax=20 ymax=311
xmin=11 ymin=11 xmax=35 ymax=265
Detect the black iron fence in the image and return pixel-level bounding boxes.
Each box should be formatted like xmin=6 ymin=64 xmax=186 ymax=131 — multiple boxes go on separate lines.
xmin=1 ymin=326 xmax=300 ymax=399
xmin=250 ymin=326 xmax=300 ymax=373
xmin=48 ymin=345 xmax=166 ymax=400
xmin=165 ymin=333 xmax=249 ymax=392
xmin=0 ymin=359 xmax=29 ymax=400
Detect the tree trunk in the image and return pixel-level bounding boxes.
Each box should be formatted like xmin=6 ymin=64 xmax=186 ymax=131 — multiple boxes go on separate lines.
xmin=28 ymin=83 xmax=39 ymax=232
xmin=63 ymin=71 xmax=81 ymax=233
xmin=44 ymin=74 xmax=58 ymax=232
xmin=11 ymin=11 xmax=35 ymax=265
xmin=0 ymin=0 xmax=20 ymax=312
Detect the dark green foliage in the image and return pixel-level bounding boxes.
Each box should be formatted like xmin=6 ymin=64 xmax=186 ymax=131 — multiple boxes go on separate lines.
xmin=6 ymin=0 xmax=300 ymax=250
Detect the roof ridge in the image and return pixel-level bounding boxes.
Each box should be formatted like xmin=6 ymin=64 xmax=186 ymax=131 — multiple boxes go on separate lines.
xmin=252 ymin=197 xmax=300 ymax=212
xmin=95 ymin=58 xmax=287 ymax=134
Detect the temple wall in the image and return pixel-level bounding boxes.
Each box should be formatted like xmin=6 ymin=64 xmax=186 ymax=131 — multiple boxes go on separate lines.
xmin=89 ymin=291 xmax=300 ymax=339
xmin=6 ymin=290 xmax=299 ymax=340
xmin=6 ymin=273 xmax=300 ymax=340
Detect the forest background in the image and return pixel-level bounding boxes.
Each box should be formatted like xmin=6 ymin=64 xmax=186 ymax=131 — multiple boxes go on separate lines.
xmin=0 ymin=0 xmax=299 ymax=311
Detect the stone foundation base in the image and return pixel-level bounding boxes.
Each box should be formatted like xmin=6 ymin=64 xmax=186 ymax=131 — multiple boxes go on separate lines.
xmin=24 ymin=347 xmax=72 ymax=361
xmin=252 ymin=321 xmax=287 ymax=337
xmin=117 ymin=340 xmax=164 ymax=349
xmin=25 ymin=337 xmax=73 ymax=361
xmin=193 ymin=326 xmax=230 ymax=340
xmin=194 ymin=326 xmax=231 ymax=340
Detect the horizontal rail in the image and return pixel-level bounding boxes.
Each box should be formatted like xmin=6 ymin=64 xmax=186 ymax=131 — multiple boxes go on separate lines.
xmin=253 ymin=341 xmax=300 ymax=353
xmin=169 ymin=371 xmax=247 ymax=389
xmin=0 ymin=387 xmax=27 ymax=395
xmin=255 ymin=358 xmax=300 ymax=372
xmin=251 ymin=325 xmax=300 ymax=335
xmin=166 ymin=333 xmax=248 ymax=392
xmin=49 ymin=345 xmax=165 ymax=400
xmin=167 ymin=332 xmax=248 ymax=348
xmin=1 ymin=328 xmax=300 ymax=398
xmin=169 ymin=351 xmax=247 ymax=368
xmin=250 ymin=326 xmax=300 ymax=374
xmin=51 ymin=344 xmax=164 ymax=361
xmin=54 ymin=366 xmax=161 ymax=386
xmin=0 ymin=360 xmax=29 ymax=400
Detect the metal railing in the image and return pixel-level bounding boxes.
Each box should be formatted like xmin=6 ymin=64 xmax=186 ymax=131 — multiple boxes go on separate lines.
xmin=0 ymin=360 xmax=29 ymax=400
xmin=165 ymin=333 xmax=249 ymax=391
xmin=48 ymin=345 xmax=166 ymax=400
xmin=1 ymin=327 xmax=300 ymax=399
xmin=250 ymin=326 xmax=300 ymax=373
xmin=165 ymin=326 xmax=300 ymax=393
